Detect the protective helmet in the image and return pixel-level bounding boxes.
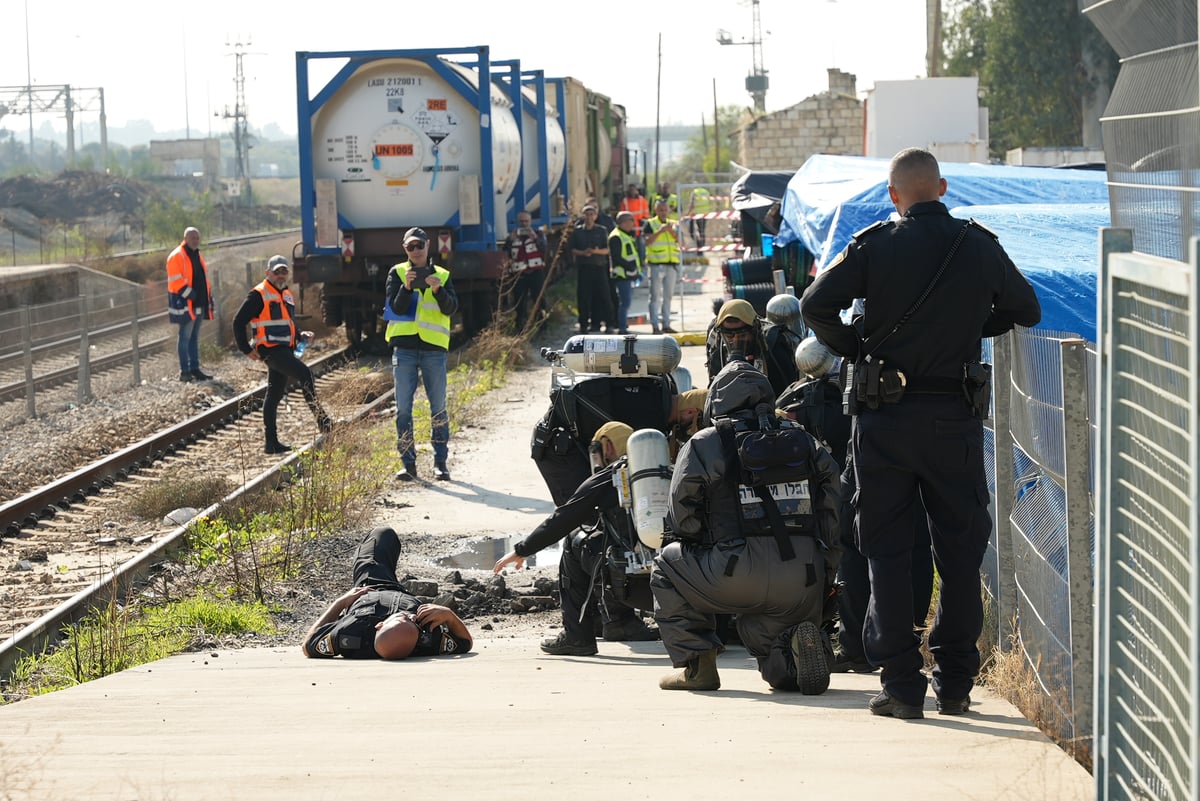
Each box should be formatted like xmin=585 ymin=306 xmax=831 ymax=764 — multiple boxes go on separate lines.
xmin=765 ymin=293 xmax=806 ymax=337
xmin=794 ymin=336 xmax=837 ymax=378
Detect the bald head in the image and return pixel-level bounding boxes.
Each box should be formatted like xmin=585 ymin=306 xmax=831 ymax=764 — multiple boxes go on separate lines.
xmin=374 ymin=613 xmax=420 ymax=659
xmin=887 ymin=148 xmax=946 ymax=214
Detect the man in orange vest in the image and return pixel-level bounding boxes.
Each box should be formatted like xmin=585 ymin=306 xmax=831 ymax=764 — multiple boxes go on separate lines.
xmin=166 ymin=226 xmax=214 ymax=382
xmin=618 ymin=183 xmax=650 ymax=229
xmin=232 ymin=256 xmax=333 ymax=453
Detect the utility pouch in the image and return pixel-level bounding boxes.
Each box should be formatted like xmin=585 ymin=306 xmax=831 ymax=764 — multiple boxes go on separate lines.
xmin=605 ymin=547 xmax=630 ymax=602
xmin=530 ymin=420 xmax=553 ymax=460
xmin=962 ymin=361 xmax=993 ymax=419
xmin=853 ymin=360 xmax=905 ymax=410
xmin=551 ymin=427 xmax=574 ymax=456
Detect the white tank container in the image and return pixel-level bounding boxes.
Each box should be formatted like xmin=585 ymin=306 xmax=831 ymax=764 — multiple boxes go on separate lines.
xmin=559 ymin=334 xmax=682 ymax=375
xmin=520 ymin=85 xmax=566 ymax=213
xmin=311 ymin=58 xmax=522 ymax=229
xmin=625 ymin=429 xmax=671 ymax=549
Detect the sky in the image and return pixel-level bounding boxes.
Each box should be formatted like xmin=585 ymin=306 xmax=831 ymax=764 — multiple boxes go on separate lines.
xmin=0 ymin=0 xmax=930 ymax=139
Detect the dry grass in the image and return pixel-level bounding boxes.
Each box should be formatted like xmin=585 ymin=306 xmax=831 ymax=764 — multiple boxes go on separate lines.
xmin=125 ymin=471 xmax=236 ymax=521
xmin=319 ymin=365 xmax=394 ymax=406
xmin=980 ymin=622 xmax=1093 ymax=771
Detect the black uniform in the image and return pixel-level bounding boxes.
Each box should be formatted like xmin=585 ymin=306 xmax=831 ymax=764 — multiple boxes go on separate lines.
xmin=800 ymin=200 xmax=1041 ymax=707
xmin=303 ymin=528 xmax=472 ymax=659
xmin=512 ymin=459 xmax=650 ymax=642
xmin=569 ymin=222 xmax=614 ymax=332
xmin=704 ymin=319 xmax=800 ymax=398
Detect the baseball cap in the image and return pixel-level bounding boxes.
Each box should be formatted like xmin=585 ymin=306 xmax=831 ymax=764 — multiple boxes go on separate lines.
xmin=591 ymin=421 xmax=633 ymax=458
xmin=267 ymin=254 xmax=289 ymax=272
xmin=715 ymin=299 xmax=758 ymax=329
xmin=581 ymin=203 xmax=598 ymax=213
xmin=403 ymin=227 xmax=429 ymax=244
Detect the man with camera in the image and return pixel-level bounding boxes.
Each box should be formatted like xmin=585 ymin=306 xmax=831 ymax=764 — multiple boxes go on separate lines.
xmin=385 ymin=227 xmax=458 ymax=482
xmin=800 ymin=147 xmax=1041 ymax=719
xmin=502 ymin=211 xmax=549 ymax=332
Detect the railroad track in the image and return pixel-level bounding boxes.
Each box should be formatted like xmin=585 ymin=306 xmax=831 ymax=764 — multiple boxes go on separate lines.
xmin=0 ymin=347 xmax=395 ymax=675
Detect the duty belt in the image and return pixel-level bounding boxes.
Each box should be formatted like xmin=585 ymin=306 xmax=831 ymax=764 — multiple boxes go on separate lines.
xmin=904 ymin=376 xmax=962 ymax=395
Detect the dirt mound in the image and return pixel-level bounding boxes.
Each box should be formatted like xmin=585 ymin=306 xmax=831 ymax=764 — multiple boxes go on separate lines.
xmin=0 ymin=170 xmax=160 ymax=223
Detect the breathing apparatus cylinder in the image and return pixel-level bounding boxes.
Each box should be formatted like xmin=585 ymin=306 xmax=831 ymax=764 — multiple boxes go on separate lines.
xmin=559 ymin=334 xmax=682 ymax=375
xmin=625 ymin=429 xmax=672 ymax=549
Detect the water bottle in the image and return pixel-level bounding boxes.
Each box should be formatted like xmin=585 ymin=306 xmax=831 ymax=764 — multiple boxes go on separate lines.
xmin=293 ymin=340 xmax=307 ymax=358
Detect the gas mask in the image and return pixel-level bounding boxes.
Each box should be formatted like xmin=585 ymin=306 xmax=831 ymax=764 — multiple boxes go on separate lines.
xmin=588 ymin=440 xmax=608 ymax=473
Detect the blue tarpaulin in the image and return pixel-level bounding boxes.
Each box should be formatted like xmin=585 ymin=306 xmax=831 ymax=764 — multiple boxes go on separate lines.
xmin=776 ymin=155 xmax=1110 ymax=340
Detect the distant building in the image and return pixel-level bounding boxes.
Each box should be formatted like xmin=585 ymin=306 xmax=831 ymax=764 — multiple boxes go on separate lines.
xmin=864 ymin=77 xmax=989 ymax=163
xmin=732 ymin=69 xmax=863 ymax=170
xmin=148 ymin=138 xmax=221 ymax=198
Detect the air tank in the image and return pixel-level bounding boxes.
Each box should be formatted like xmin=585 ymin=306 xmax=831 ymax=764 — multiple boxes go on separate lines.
xmin=310 ymin=58 xmax=522 ymax=229
xmin=519 ymin=85 xmax=566 ymax=214
xmin=558 ymin=334 xmax=682 ymax=375
xmin=625 ymin=429 xmax=671 ymax=549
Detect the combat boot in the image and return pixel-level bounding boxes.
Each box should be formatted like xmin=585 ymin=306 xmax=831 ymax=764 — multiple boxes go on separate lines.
xmin=659 ymin=649 xmax=720 ymax=691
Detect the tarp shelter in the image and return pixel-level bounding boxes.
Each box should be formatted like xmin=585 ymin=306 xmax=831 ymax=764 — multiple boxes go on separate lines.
xmin=775 ymin=155 xmax=1111 ymax=340
xmin=731 ymin=170 xmax=796 ymax=233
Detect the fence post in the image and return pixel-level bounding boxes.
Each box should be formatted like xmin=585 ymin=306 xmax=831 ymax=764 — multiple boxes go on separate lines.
xmin=1061 ymin=337 xmax=1094 ymax=751
xmin=212 ymin=271 xmax=226 ymax=348
xmin=991 ymin=330 xmax=1017 ymax=652
xmin=22 ymin=305 xmax=36 ymax=418
xmin=130 ymin=294 xmax=141 ymax=386
xmin=245 ymin=261 xmax=253 ymax=289
xmin=77 ymin=295 xmax=91 ymax=403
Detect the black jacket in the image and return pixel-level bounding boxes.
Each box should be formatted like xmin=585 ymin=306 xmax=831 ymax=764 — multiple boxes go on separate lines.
xmin=800 ymin=201 xmax=1041 ymax=379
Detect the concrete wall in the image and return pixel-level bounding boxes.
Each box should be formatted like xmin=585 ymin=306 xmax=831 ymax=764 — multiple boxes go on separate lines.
xmin=733 ymin=69 xmax=863 ymax=171
xmin=1006 ymin=146 xmax=1106 ymax=167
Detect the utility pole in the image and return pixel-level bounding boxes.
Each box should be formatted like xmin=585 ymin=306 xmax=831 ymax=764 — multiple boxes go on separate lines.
xmin=927 ymin=0 xmax=942 ymax=77
xmin=716 ymin=0 xmax=769 ymax=114
xmin=221 ymin=38 xmax=254 ymax=207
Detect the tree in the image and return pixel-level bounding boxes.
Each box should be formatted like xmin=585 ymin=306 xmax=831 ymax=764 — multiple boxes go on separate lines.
xmin=675 ymin=105 xmax=745 ymax=179
xmin=942 ymin=0 xmax=1118 ymax=158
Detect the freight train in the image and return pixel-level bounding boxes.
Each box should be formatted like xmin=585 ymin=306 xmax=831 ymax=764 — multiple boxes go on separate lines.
xmin=289 ymin=46 xmax=629 ymax=349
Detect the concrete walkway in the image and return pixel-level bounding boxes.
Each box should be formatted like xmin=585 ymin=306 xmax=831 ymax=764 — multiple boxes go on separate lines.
xmin=0 ymin=638 xmax=1093 ymax=800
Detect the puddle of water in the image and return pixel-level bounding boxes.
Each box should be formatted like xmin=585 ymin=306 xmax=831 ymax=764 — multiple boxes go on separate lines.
xmin=436 ymin=535 xmax=563 ymax=571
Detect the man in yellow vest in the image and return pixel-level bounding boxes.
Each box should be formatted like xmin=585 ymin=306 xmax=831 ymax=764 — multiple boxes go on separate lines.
xmin=384 ymin=227 xmax=459 ymax=482
xmin=232 ymin=256 xmax=333 ymax=453
xmin=643 ymin=199 xmax=681 ymax=334
xmin=607 ymin=211 xmax=643 ymax=335
xmin=687 ymin=187 xmax=715 ymax=247
xmin=166 ymin=226 xmax=214 ymax=382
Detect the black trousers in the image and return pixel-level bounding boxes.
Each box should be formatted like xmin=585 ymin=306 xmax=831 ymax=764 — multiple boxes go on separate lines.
xmin=558 ymin=531 xmax=647 ymax=642
xmin=351 ymin=527 xmax=411 ymax=595
xmin=836 ymin=453 xmax=934 ymax=660
xmin=510 ymin=268 xmax=547 ymax=332
xmin=852 ymin=395 xmax=991 ymax=705
xmin=576 ymin=264 xmax=613 ymax=332
xmin=260 ymin=346 xmax=329 ymax=445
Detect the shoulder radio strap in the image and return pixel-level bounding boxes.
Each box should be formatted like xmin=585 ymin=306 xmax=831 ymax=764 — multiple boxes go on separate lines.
xmin=862 ymin=220 xmax=971 ymax=362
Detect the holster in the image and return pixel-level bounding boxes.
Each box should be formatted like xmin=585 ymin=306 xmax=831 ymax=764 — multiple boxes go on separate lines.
xmin=962 ymin=361 xmax=993 ymax=419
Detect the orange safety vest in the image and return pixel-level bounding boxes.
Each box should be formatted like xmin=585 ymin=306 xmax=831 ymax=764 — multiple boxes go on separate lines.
xmin=166 ymin=243 xmax=213 ymax=321
xmin=619 ymin=195 xmax=650 ymax=228
xmin=249 ymin=280 xmax=296 ymax=349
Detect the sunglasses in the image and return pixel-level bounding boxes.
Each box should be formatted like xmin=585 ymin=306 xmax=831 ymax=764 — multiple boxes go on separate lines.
xmin=720 ymin=324 xmax=752 ymax=335
xmin=405 ymin=241 xmax=427 ymax=251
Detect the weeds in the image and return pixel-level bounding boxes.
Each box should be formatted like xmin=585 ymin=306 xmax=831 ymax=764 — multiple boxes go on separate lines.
xmin=126 ymin=470 xmax=235 ymax=521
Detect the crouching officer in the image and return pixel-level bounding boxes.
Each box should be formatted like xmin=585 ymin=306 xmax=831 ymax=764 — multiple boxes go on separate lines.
xmin=494 ymin=422 xmax=660 ymax=655
xmin=301 ymin=527 xmax=472 ymax=659
xmin=652 ymin=359 xmax=841 ymax=693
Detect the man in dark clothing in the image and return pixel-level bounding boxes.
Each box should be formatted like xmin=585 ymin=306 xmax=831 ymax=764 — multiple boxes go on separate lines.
xmin=570 ymin=204 xmax=615 ymax=333
xmin=652 ymin=360 xmax=841 ymax=693
xmin=705 ymin=299 xmax=800 ymax=397
xmin=502 ymin=210 xmax=550 ymax=332
xmin=232 ymin=255 xmax=333 ymax=453
xmin=801 ymin=147 xmax=1041 ymax=719
xmin=494 ymin=422 xmax=659 ymax=655
xmin=302 ymin=527 xmax=472 ymax=659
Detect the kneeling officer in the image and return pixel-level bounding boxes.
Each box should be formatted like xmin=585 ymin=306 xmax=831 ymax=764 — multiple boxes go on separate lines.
xmin=653 ymin=359 xmax=842 ymax=693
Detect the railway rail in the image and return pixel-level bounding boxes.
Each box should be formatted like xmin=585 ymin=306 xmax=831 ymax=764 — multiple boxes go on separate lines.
xmin=0 ymin=347 xmax=394 ymax=676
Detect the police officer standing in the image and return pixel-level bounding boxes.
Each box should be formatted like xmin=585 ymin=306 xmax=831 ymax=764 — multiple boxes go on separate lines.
xmin=652 ymin=360 xmax=841 ymax=693
xmin=800 ymin=148 xmax=1041 ymax=719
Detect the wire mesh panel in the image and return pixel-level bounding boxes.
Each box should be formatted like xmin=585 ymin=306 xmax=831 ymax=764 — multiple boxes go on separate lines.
xmin=1097 ymin=237 xmax=1196 ymax=801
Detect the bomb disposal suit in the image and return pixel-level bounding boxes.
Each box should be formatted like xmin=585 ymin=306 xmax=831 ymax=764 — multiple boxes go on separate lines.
xmin=652 ymin=360 xmax=841 ymax=689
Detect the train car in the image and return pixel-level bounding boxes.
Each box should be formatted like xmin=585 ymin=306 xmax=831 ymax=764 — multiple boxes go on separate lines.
xmin=290 ymin=46 xmax=627 ymax=349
